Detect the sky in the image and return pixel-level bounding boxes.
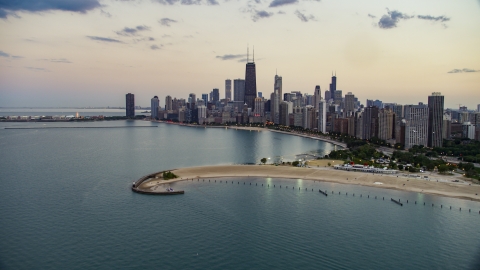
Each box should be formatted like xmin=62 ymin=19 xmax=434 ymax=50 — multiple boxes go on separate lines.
xmin=0 ymin=0 xmax=479 ymax=109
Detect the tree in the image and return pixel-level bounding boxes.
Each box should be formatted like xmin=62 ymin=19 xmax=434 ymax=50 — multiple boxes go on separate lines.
xmin=261 ymin=158 xmax=267 ymax=164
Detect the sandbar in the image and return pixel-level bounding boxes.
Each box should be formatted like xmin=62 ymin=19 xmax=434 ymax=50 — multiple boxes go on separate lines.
xmin=138 ymin=165 xmax=480 ymax=202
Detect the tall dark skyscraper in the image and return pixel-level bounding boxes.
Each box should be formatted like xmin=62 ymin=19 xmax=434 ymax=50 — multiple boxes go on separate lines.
xmin=126 ymin=93 xmax=135 ymax=118
xmin=212 ymin=88 xmax=219 ymax=102
xmin=329 ymin=73 xmax=337 ymax=100
xmin=244 ymin=48 xmax=257 ymax=110
xmin=428 ymin=92 xmax=444 ymax=147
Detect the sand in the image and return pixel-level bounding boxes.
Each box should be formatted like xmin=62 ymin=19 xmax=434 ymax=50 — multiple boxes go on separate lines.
xmin=138 ymin=165 xmax=480 ymax=202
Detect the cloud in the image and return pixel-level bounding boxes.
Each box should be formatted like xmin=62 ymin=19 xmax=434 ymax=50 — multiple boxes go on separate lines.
xmin=216 ymin=54 xmax=246 ymax=60
xmin=0 ymin=50 xmax=23 ymax=59
xmin=368 ymin=14 xmax=376 ymax=19
xmin=25 ymin=66 xmax=49 ymax=72
xmin=269 ymin=0 xmax=298 ymax=8
xmin=0 ymin=0 xmax=101 ymax=18
xmin=151 ymin=45 xmax=162 ymax=50
xmin=40 ymin=58 xmax=71 ymax=63
xmin=417 ymin=15 xmax=450 ymax=22
xmin=294 ymin=10 xmax=315 ymax=22
xmin=378 ymin=9 xmax=413 ymax=29
xmin=253 ymin=10 xmax=273 ymax=21
xmin=116 ymin=25 xmax=150 ymax=36
xmin=159 ymin=18 xmax=177 ymax=27
xmin=149 ymin=37 xmax=155 ymax=41
xmin=0 ymin=51 xmax=10 ymax=57
xmin=447 ymin=68 xmax=480 ymax=73
xmin=100 ymin=9 xmax=112 ymax=18
xmin=154 ymin=0 xmax=218 ymax=5
xmin=86 ymin=36 xmax=123 ymax=43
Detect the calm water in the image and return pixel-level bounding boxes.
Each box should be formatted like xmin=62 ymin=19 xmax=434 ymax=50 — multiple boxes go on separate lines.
xmin=0 ymin=119 xmax=479 ymax=269
xmin=0 ymin=108 xmax=146 ymax=117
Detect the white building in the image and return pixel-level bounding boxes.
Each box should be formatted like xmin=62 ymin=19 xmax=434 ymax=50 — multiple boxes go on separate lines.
xmin=404 ymin=104 xmax=429 ymax=149
xmin=318 ymin=100 xmax=327 ymax=133
xmin=462 ymin=122 xmax=475 ymax=139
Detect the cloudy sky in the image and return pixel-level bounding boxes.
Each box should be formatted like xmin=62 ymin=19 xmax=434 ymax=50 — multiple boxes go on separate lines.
xmin=0 ymin=0 xmax=479 ymax=109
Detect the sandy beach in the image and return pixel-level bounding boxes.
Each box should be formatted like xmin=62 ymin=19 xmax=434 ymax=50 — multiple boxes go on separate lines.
xmin=139 ymin=164 xmax=480 ymax=202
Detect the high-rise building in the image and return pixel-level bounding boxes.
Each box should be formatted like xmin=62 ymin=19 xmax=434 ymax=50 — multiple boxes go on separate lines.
xmin=427 ymin=92 xmax=444 ymax=147
xmin=334 ymin=90 xmax=342 ymax=105
xmin=329 ymin=73 xmax=337 ymax=101
xmin=254 ymin=97 xmax=264 ymax=117
xmin=165 ymin=95 xmax=172 ymax=111
xmin=258 ymin=92 xmax=262 ymax=98
xmin=477 ymin=104 xmax=480 ymax=113
xmin=462 ymin=122 xmax=475 ymax=139
xmin=244 ymin=53 xmax=257 ymax=110
xmin=366 ymin=99 xmax=374 ymax=107
xmin=279 ymin=102 xmax=289 ymax=126
xmin=373 ymin=100 xmax=383 ymax=109
xmin=363 ymin=106 xmax=379 ymax=140
xmin=189 ymin=93 xmax=196 ymax=104
xmin=344 ymin=92 xmax=355 ymax=116
xmin=233 ymin=79 xmax=245 ymax=103
xmin=202 ymin=94 xmax=208 ymax=105
xmin=314 ymin=85 xmax=321 ymax=110
xmin=378 ymin=108 xmax=395 ymax=140
xmin=325 ymin=90 xmax=331 ymax=101
xmin=274 ymin=75 xmax=282 ymax=124
xmin=404 ymin=104 xmax=429 ymax=149
xmin=442 ymin=112 xmax=451 ymax=140
xmin=126 ymin=93 xmax=135 ymax=118
xmin=318 ymin=100 xmax=327 ymax=133
xmin=151 ymin=96 xmax=159 ymax=119
xmin=225 ymin=79 xmax=232 ymax=101
xmin=212 ymin=88 xmax=220 ymax=102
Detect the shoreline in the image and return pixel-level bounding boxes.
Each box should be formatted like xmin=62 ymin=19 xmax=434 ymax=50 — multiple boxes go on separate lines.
xmin=137 ymin=165 xmax=480 ymax=202
xmin=154 ymin=120 xmax=347 ymax=148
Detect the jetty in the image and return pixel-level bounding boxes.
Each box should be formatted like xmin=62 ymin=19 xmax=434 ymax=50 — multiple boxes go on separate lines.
xmin=131 ymin=172 xmax=185 ymax=195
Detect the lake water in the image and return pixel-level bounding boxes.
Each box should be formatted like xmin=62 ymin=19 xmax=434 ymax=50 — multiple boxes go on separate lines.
xmin=0 ymin=119 xmax=479 ymax=269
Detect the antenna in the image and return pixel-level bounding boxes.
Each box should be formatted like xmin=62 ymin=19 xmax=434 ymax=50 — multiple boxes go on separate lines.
xmin=253 ymin=46 xmax=255 ymax=62
xmin=247 ymin=44 xmax=249 ymax=63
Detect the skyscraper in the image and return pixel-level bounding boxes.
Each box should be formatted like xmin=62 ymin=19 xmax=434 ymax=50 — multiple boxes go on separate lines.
xmin=212 ymin=88 xmax=219 ymax=102
xmin=274 ymin=75 xmax=282 ymax=124
xmin=378 ymin=108 xmax=395 ymax=140
xmin=344 ymin=92 xmax=355 ymax=117
xmin=329 ymin=73 xmax=337 ymax=100
xmin=244 ymin=48 xmax=257 ymax=110
xmin=165 ymin=95 xmax=172 ymax=111
xmin=314 ymin=85 xmax=321 ymax=110
xmin=202 ymin=94 xmax=209 ymax=105
xmin=318 ymin=100 xmax=327 ymax=133
xmin=225 ymin=79 xmax=232 ymax=101
xmin=126 ymin=93 xmax=135 ymax=118
xmin=428 ymin=92 xmax=444 ymax=148
xmin=363 ymin=106 xmax=379 ymax=140
xmin=404 ymin=104 xmax=429 ymax=149
xmin=151 ymin=96 xmax=159 ymax=119
xmin=233 ymin=79 xmax=245 ymax=102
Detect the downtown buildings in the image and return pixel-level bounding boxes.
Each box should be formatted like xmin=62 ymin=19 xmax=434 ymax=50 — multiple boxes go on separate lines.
xmin=132 ymin=50 xmax=478 ymax=145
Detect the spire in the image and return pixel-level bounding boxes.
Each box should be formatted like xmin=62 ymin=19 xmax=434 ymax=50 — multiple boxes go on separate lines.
xmin=247 ymin=44 xmax=249 ymax=63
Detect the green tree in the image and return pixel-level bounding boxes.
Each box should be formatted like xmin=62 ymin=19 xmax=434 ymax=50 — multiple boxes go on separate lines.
xmin=261 ymin=158 xmax=267 ymax=164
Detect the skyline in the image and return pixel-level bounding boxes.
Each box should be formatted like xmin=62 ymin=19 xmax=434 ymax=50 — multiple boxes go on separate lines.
xmin=1 ymin=0 xmax=480 ymax=108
